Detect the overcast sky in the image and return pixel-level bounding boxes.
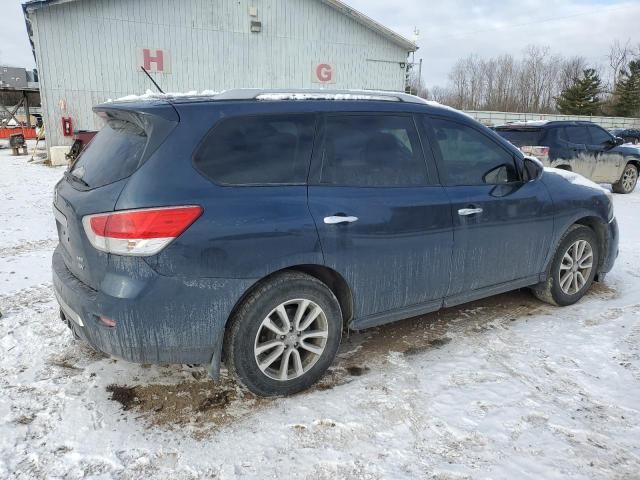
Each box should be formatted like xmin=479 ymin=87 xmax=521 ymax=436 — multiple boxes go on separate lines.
xmin=2 ymin=0 xmax=639 ymax=87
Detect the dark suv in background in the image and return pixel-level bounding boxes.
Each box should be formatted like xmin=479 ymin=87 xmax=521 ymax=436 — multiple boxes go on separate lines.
xmin=495 ymin=121 xmax=640 ymax=194
xmin=53 ymin=90 xmax=618 ymax=396
xmin=610 ymin=128 xmax=640 ymax=145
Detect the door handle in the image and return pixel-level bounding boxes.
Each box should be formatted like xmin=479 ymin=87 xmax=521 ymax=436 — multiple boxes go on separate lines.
xmin=458 ymin=208 xmax=483 ymax=216
xmin=324 ymin=215 xmax=359 ymax=225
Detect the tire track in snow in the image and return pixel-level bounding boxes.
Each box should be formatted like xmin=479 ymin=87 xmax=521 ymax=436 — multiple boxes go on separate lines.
xmin=0 ymin=283 xmax=55 ymax=316
xmin=0 ymin=239 xmax=58 ymax=258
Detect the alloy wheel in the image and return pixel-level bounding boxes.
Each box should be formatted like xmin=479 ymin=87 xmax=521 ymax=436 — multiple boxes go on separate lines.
xmin=622 ymin=165 xmax=638 ymax=193
xmin=559 ymin=240 xmax=594 ymax=295
xmin=254 ymin=299 xmax=329 ymax=381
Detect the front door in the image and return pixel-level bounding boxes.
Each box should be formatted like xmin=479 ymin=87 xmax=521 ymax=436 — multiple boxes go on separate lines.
xmin=585 ymin=124 xmax=624 ymax=183
xmin=307 ymin=113 xmax=453 ymax=326
xmin=422 ymin=116 xmax=555 ymax=304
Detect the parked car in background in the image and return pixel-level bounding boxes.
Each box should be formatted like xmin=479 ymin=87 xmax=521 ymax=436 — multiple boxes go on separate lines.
xmin=53 ymin=90 xmax=618 ymax=397
xmin=609 ymin=128 xmax=640 ymax=145
xmin=495 ymin=121 xmax=640 ymax=193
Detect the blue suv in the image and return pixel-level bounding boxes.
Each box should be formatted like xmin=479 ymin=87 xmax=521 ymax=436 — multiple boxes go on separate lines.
xmin=53 ymin=89 xmax=619 ymax=396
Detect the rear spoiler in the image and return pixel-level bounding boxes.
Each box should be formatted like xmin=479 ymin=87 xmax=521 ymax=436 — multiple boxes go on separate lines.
xmin=92 ymin=101 xmax=179 ymax=163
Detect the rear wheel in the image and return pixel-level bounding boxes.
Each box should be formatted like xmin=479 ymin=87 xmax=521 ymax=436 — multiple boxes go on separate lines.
xmin=224 ymin=271 xmax=342 ymax=397
xmin=532 ymin=225 xmax=599 ymax=306
xmin=612 ymin=163 xmax=638 ymax=194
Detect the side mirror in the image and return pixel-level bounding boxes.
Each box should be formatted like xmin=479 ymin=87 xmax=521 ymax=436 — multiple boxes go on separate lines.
xmin=606 ymin=137 xmax=624 ymax=149
xmin=523 ymin=156 xmax=544 ymax=182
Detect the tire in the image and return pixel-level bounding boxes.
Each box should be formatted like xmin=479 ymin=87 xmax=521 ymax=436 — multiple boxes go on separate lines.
xmin=612 ymin=163 xmax=638 ymax=194
xmin=224 ymin=271 xmax=343 ymax=397
xmin=532 ymin=225 xmax=599 ymax=307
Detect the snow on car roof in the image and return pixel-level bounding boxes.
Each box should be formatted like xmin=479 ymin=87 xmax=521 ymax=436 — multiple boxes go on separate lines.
xmin=496 ymin=120 xmax=550 ymax=128
xmin=104 ymin=88 xmax=473 ymax=118
xmin=107 ymin=89 xmax=220 ymax=103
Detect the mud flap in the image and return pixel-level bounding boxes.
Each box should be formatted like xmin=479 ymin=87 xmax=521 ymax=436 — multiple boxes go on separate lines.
xmin=207 ymin=326 xmax=225 ymax=381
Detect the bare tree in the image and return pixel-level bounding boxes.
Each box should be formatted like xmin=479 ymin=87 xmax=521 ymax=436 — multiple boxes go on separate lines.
xmin=433 ymin=45 xmax=612 ymax=114
xmin=607 ymin=39 xmax=633 ymax=90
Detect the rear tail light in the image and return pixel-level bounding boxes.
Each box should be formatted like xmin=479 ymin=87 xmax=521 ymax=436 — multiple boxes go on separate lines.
xmin=82 ymin=206 xmax=203 ymax=256
xmin=520 ymin=146 xmax=550 ymax=157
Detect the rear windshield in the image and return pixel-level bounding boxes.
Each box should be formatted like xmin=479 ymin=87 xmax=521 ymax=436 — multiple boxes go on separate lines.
xmin=71 ymin=118 xmax=148 ymax=188
xmin=495 ymin=129 xmax=543 ymax=147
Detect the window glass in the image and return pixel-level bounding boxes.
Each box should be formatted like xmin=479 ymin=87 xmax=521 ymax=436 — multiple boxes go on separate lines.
xmin=428 ymin=117 xmax=519 ymax=186
xmin=558 ymin=126 xmax=590 ymax=145
xmin=587 ymin=125 xmax=612 ymax=145
xmin=494 ymin=128 xmax=543 ymax=147
xmin=71 ymin=119 xmax=148 ymax=188
xmin=194 ymin=114 xmax=316 ymax=185
xmin=320 ymin=115 xmax=427 ymax=186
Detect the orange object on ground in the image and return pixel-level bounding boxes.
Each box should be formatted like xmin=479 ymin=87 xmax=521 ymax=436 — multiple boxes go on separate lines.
xmin=0 ymin=127 xmax=38 ymax=140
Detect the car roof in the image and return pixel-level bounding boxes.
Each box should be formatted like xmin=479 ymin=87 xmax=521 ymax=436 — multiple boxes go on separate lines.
xmin=98 ymin=88 xmax=475 ymax=120
xmin=495 ymin=120 xmax=601 ymax=130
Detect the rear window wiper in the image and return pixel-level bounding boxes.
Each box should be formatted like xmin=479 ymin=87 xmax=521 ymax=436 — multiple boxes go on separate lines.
xmin=64 ymin=170 xmax=90 ymax=188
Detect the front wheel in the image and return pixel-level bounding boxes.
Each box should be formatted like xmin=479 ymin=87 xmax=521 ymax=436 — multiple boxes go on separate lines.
xmin=532 ymin=225 xmax=599 ymax=306
xmin=612 ymin=163 xmax=638 ymax=194
xmin=224 ymin=271 xmax=343 ymax=397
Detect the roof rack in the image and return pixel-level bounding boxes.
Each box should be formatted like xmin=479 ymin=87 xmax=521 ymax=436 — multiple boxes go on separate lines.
xmin=211 ymin=88 xmax=428 ymax=104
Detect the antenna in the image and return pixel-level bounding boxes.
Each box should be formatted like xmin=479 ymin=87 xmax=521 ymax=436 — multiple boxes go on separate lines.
xmin=140 ymin=66 xmax=165 ymax=94
xmin=412 ymin=27 xmax=420 ymax=44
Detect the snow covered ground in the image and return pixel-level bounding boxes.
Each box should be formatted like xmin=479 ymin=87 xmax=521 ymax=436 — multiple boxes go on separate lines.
xmin=1 ymin=144 xmax=639 ymax=480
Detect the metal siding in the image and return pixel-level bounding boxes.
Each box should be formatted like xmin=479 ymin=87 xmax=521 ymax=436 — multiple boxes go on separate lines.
xmin=31 ymin=0 xmax=410 ymax=147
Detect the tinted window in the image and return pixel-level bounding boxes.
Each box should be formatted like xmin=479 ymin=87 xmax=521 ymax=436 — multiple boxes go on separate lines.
xmin=587 ymin=125 xmax=612 ymax=145
xmin=194 ymin=115 xmax=316 ymax=185
xmin=429 ymin=118 xmax=519 ymax=186
xmin=71 ymin=119 xmax=147 ymax=188
xmin=558 ymin=126 xmax=590 ymax=145
xmin=494 ymin=129 xmax=543 ymax=147
xmin=319 ymin=115 xmax=427 ymax=186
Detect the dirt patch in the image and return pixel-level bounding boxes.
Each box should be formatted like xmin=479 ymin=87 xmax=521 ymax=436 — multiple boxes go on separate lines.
xmin=346 ymin=365 xmax=370 ymax=377
xmin=430 ymin=337 xmax=452 ymax=347
xmin=106 ymin=377 xmax=267 ymax=429
xmin=14 ymin=415 xmax=35 ymax=425
xmin=48 ymin=351 xmax=85 ymax=371
xmin=589 ymin=282 xmax=617 ymax=300
xmin=106 ymin=385 xmax=138 ymax=411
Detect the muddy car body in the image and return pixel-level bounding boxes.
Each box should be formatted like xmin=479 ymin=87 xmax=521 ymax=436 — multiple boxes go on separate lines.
xmin=495 ymin=121 xmax=640 ymax=194
xmin=52 ymin=90 xmax=619 ymax=396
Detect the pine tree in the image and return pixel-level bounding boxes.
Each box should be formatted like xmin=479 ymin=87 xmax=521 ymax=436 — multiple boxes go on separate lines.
xmin=556 ymin=69 xmax=603 ymax=115
xmin=613 ymin=60 xmax=640 ymax=118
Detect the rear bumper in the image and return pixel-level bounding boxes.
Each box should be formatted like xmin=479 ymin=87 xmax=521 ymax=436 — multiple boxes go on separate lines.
xmin=52 ymin=245 xmax=254 ymax=368
xmin=599 ymin=217 xmax=619 ymax=277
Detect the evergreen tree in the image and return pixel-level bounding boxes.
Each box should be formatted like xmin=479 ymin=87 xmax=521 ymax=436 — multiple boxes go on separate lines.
xmin=556 ymin=69 xmax=603 ymax=115
xmin=613 ymin=60 xmax=640 ymax=118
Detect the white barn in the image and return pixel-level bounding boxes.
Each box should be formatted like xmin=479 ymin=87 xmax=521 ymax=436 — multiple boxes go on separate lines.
xmin=23 ymin=0 xmax=416 ymax=148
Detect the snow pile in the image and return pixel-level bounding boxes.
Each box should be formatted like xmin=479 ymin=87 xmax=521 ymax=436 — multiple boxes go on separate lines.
xmin=108 ymin=89 xmax=220 ymax=103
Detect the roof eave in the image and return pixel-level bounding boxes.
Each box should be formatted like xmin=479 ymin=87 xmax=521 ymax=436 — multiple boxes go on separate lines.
xmin=23 ymin=0 xmax=78 ymax=13
xmin=23 ymin=0 xmax=417 ymax=52
xmin=320 ymin=0 xmax=416 ymax=51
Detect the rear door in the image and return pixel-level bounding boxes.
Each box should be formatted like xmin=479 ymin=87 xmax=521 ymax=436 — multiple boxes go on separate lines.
xmin=422 ymin=115 xmax=554 ymax=303
xmin=307 ymin=113 xmax=453 ymax=326
xmin=53 ymin=103 xmax=178 ymax=289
